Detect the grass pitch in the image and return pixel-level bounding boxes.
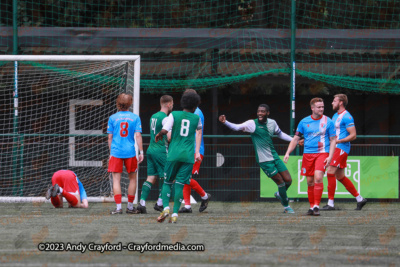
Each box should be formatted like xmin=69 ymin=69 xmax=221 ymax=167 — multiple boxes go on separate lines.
xmin=0 ymin=201 xmax=399 ymax=266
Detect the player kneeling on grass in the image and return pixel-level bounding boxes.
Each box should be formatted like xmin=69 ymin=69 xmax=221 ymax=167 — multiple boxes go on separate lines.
xmin=46 ymin=170 xmax=89 ymax=208
xmin=219 ymin=104 xmax=300 ymax=214
xmin=155 ymin=92 xmax=202 ymax=223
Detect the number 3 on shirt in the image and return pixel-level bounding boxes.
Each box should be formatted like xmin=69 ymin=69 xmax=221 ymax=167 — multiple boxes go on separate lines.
xmin=180 ymin=119 xmax=190 ymax=137
xmin=120 ymin=122 xmax=129 ymax=137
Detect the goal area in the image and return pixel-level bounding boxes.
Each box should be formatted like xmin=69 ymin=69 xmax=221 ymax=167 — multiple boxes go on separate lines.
xmin=0 ymin=55 xmax=141 ymax=203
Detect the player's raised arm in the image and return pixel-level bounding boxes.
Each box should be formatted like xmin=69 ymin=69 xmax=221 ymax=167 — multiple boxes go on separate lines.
xmin=219 ymin=115 xmax=255 ymax=133
xmin=219 ymin=115 xmax=226 ymax=123
xmin=284 ymin=135 xmax=301 ymax=163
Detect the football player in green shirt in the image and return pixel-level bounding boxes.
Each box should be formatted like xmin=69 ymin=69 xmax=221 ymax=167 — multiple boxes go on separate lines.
xmin=155 ymin=92 xmax=202 ymax=223
xmin=220 ymin=104 xmax=301 ymax=214
xmin=136 ymin=95 xmax=174 ymax=214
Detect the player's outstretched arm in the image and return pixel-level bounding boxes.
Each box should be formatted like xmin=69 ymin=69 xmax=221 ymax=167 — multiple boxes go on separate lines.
xmin=219 ymin=115 xmax=254 ymax=133
xmin=135 ymin=132 xmax=144 ymax=164
xmin=284 ymin=135 xmax=300 ymax=163
xmin=219 ymin=115 xmax=226 ymax=124
xmin=155 ymin=129 xmax=168 ymax=142
xmin=276 ymin=131 xmax=292 ymax=142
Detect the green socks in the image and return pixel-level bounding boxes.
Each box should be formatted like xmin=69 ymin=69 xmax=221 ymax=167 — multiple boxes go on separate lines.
xmin=173 ymin=182 xmax=185 ymax=214
xmin=161 ymin=182 xmax=173 ymax=209
xmin=278 ymin=183 xmax=289 ymax=207
xmin=140 ymin=181 xmax=152 ymax=202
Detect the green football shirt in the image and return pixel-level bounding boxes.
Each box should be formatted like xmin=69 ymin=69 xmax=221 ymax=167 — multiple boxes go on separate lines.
xmin=147 ymin=111 xmax=168 ymax=155
xmin=250 ymin=119 xmax=280 ymax=163
xmin=163 ymin=111 xmax=202 ymax=163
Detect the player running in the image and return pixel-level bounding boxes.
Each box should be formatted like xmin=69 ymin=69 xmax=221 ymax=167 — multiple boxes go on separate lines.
xmin=107 ymin=93 xmax=144 ymax=215
xmin=135 ymin=95 xmax=174 ymax=214
xmin=179 ymin=89 xmax=211 ymax=214
xmin=284 ymin=98 xmax=336 ymax=216
xmin=155 ymin=91 xmax=202 ymax=223
xmin=46 ymin=170 xmax=88 ymax=209
xmin=219 ymin=104 xmax=297 ymax=214
xmin=322 ymin=94 xmax=367 ymax=211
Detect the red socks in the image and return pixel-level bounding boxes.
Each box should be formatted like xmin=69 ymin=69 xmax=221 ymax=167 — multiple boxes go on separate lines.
xmin=51 ymin=196 xmax=61 ymax=208
xmin=307 ymin=186 xmax=315 ymax=208
xmin=127 ymin=194 xmax=135 ymax=203
xmin=62 ymin=191 xmax=78 ymax=207
xmin=339 ymin=177 xmax=359 ymax=197
xmin=183 ymin=184 xmax=191 ymax=205
xmin=114 ymin=194 xmax=122 ymax=204
xmin=327 ymin=173 xmax=336 ymax=200
xmin=314 ymin=183 xmax=324 ymax=206
xmin=183 ymin=179 xmax=206 ymax=204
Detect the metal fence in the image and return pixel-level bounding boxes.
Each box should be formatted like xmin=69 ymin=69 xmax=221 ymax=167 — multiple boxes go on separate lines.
xmin=0 ymin=134 xmax=399 ymax=201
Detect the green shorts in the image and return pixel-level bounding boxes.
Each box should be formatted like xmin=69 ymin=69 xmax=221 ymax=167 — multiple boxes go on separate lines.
xmin=259 ymin=158 xmax=288 ymax=178
xmin=164 ymin=161 xmax=193 ymax=185
xmin=147 ymin=152 xmax=166 ymax=177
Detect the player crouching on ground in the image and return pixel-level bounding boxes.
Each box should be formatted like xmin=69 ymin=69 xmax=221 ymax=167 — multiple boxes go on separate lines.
xmin=46 ymin=170 xmax=89 ymax=208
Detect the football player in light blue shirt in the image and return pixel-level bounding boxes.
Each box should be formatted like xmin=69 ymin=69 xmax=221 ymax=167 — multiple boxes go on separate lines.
xmin=107 ymin=93 xmax=144 ymax=215
xmin=322 ymin=94 xmax=366 ymax=211
xmin=284 ymin=98 xmax=336 ymax=216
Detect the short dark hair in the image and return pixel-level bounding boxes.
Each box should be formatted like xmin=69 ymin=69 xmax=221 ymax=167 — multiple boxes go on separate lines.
xmin=181 ymin=92 xmax=200 ymax=111
xmin=258 ymin=104 xmax=270 ymax=112
xmin=184 ymin=89 xmax=197 ymax=95
xmin=160 ymin=95 xmax=173 ymax=105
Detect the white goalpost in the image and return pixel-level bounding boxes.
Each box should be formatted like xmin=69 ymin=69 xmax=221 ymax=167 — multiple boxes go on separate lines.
xmin=0 ymin=55 xmax=141 ymax=203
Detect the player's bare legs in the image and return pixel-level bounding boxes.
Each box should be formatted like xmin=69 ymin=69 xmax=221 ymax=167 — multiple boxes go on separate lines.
xmin=331 ymin=167 xmax=366 ymax=210
xmin=323 ymin=165 xmax=338 ymax=210
xmin=126 ymin=172 xmax=137 ymax=213
xmin=111 ymin=172 xmax=123 ymax=214
xmin=312 ymin=171 xmax=324 ymax=216
xmin=305 ymin=175 xmax=315 ymax=215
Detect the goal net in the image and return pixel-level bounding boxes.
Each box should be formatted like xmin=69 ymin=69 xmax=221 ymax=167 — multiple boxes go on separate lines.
xmin=0 ymin=55 xmax=141 ymax=203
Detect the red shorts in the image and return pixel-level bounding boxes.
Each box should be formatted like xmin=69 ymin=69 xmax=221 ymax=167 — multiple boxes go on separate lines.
xmin=108 ymin=156 xmax=138 ymax=173
xmin=192 ymin=154 xmax=204 ymax=175
xmin=52 ymin=170 xmax=79 ymax=193
xmin=329 ymin=148 xmax=348 ymax=169
xmin=301 ymin=153 xmax=329 ymax=176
